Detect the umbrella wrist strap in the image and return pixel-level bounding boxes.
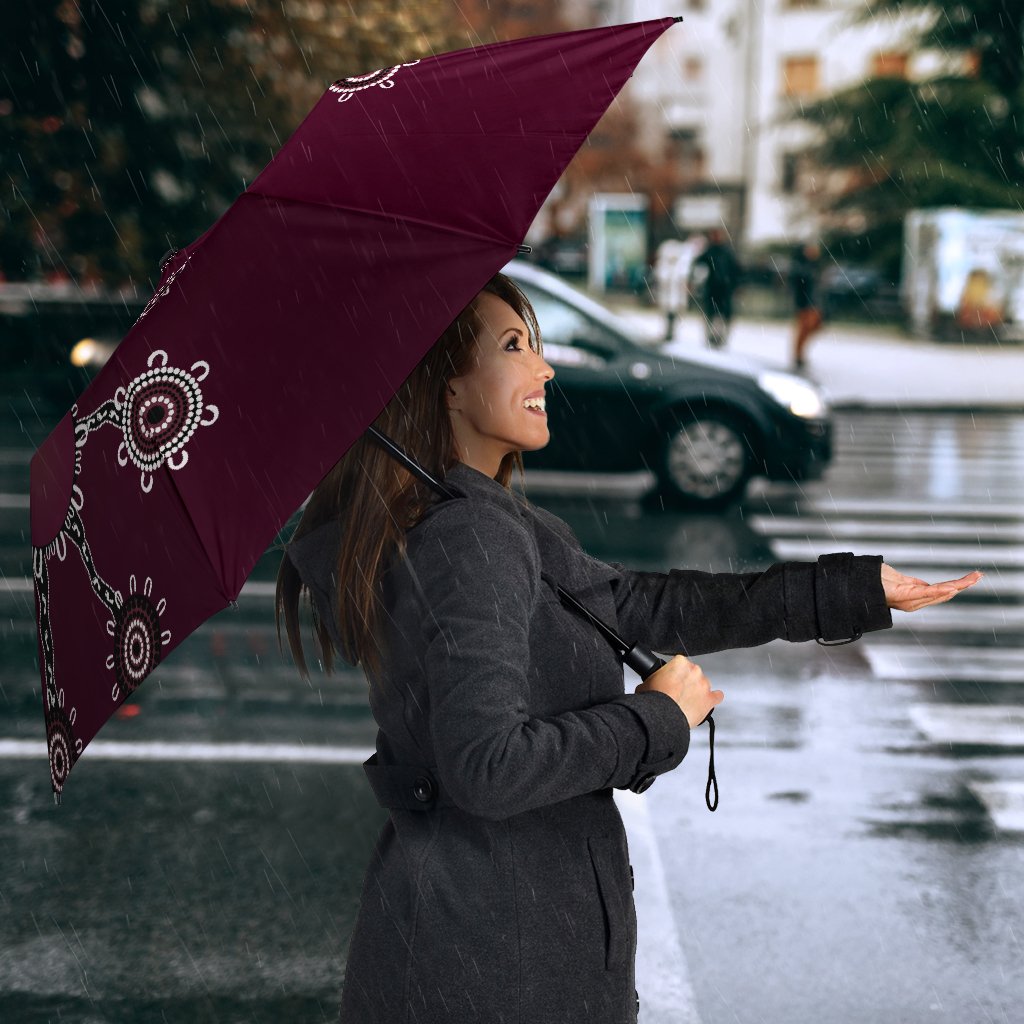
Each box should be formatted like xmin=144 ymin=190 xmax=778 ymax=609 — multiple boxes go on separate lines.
xmin=705 ymin=714 xmax=718 ymax=812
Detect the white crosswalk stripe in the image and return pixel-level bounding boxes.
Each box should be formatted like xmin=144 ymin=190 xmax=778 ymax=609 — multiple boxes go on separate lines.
xmin=967 ymin=781 xmax=1024 ymax=832
xmin=864 ymin=645 xmax=1024 ymax=684
xmin=748 ymin=515 xmax=1024 ymax=542
xmin=750 ymin=411 xmax=1024 ymax=833
xmin=769 ymin=538 xmax=1024 ymax=567
xmin=907 ymin=704 xmax=1024 ymax=748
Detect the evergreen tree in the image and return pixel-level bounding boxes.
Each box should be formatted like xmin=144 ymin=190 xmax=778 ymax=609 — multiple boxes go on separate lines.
xmin=793 ymin=0 xmax=1024 ymax=276
xmin=0 ymin=1 xmax=464 ymax=288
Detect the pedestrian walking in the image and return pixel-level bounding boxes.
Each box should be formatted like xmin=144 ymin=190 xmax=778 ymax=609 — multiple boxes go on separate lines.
xmin=278 ymin=272 xmax=981 ymax=1024
xmin=692 ymin=227 xmax=742 ymax=349
xmin=653 ymin=237 xmax=699 ymax=341
xmin=790 ymin=241 xmax=824 ymax=369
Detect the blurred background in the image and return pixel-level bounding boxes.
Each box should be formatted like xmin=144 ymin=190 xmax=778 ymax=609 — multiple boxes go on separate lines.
xmin=2 ymin=2 xmax=1022 ymax=1023
xmin=6 ymin=0 xmax=1024 ymax=331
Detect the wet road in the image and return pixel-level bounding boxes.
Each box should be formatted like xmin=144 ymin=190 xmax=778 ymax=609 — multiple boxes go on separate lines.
xmin=2 ymin=394 xmax=1022 ymax=1023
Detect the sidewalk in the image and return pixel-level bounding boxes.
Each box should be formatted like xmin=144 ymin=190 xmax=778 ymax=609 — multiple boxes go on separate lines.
xmin=604 ymin=302 xmax=1024 ymax=411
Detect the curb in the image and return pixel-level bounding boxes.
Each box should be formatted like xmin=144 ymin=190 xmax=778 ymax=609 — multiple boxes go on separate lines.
xmin=829 ymin=402 xmax=1024 ymax=414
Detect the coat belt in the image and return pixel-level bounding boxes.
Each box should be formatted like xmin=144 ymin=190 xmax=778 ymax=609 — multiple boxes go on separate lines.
xmin=363 ymin=752 xmax=456 ymax=811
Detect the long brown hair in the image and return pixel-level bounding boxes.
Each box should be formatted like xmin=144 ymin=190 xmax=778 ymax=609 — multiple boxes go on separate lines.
xmin=275 ymin=271 xmax=543 ymax=685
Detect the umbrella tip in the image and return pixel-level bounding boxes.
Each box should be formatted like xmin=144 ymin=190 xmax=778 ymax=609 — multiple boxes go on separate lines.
xmin=158 ymin=248 xmax=180 ymax=273
xmin=673 ymin=15 xmax=684 ymax=22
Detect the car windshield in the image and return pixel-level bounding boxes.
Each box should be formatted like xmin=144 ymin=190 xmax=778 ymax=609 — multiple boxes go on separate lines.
xmin=507 ymin=276 xmax=634 ymax=360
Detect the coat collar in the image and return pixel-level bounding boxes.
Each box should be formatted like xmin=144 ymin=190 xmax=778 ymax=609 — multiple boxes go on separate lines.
xmin=438 ymin=461 xmax=624 ymax=595
xmin=284 ymin=462 xmax=526 ymax=625
xmin=286 ymin=461 xmax=623 ymax=637
xmin=433 ymin=460 xmax=531 ymax=520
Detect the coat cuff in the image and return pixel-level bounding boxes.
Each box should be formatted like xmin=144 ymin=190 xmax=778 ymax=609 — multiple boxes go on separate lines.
xmin=815 ymin=552 xmax=892 ymax=642
xmin=605 ymin=691 xmax=690 ymax=794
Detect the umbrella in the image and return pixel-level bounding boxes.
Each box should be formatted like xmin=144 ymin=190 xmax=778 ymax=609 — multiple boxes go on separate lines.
xmin=30 ymin=15 xmax=684 ymax=800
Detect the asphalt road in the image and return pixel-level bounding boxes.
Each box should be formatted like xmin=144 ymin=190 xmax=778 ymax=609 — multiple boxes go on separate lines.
xmin=1 ymin=396 xmax=1022 ymax=1023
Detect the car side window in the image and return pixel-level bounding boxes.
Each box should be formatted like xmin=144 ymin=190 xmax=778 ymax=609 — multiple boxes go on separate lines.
xmin=520 ymin=287 xmax=621 ymax=365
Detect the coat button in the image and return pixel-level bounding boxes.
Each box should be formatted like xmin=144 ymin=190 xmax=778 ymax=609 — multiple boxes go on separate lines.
xmin=636 ymin=989 xmax=640 ymax=1014
xmin=412 ymin=775 xmax=435 ymax=802
xmin=630 ymin=864 xmax=634 ymax=891
xmin=630 ymin=773 xmax=656 ymax=794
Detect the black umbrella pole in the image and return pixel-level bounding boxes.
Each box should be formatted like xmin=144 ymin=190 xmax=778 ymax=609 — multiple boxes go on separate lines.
xmin=366 ymin=426 xmax=459 ymax=500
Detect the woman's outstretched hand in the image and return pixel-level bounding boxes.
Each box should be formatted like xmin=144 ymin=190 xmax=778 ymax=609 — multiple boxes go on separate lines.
xmin=881 ymin=564 xmax=983 ymax=612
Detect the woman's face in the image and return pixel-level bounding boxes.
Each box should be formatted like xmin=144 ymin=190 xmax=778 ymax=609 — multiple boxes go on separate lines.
xmin=446 ymin=291 xmax=555 ymax=478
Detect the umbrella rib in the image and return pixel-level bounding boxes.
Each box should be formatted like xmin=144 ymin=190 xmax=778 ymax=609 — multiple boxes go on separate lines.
xmin=241 ymin=190 xmax=523 ymax=253
xmin=163 ymin=458 xmax=233 ymax=608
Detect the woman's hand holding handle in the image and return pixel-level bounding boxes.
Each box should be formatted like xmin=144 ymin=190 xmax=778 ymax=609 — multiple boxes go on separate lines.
xmin=635 ymin=654 xmax=723 ymax=729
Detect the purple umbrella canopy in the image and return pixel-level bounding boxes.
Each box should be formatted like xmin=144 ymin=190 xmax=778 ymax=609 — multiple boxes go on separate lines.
xmin=29 ymin=16 xmax=681 ymax=798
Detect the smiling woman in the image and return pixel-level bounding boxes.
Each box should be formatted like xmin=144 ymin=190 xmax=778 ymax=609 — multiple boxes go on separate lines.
xmin=276 ymin=272 xmax=544 ymax=687
xmin=444 ymin=291 xmax=556 ymax=478
xmin=274 ymin=270 xmax=979 ymax=1024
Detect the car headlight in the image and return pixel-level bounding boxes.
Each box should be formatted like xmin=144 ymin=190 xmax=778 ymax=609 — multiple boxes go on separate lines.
xmin=757 ymin=371 xmax=828 ymax=419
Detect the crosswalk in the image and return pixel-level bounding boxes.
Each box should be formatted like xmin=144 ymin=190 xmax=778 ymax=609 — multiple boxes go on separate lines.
xmin=748 ymin=411 xmax=1024 ymax=834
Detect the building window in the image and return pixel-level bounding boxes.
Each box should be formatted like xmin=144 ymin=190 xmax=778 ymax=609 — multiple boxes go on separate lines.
xmin=780 ymin=151 xmax=815 ymax=195
xmin=780 ymin=152 xmax=799 ymax=195
xmin=684 ymin=56 xmax=703 ymax=82
xmin=871 ymin=51 xmax=908 ymax=79
xmin=669 ymin=128 xmax=706 ymax=181
xmin=781 ymin=56 xmax=819 ymax=98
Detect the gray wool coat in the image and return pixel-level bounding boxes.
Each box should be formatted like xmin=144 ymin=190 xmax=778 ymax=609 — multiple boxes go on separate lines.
xmin=286 ymin=460 xmax=892 ymax=1024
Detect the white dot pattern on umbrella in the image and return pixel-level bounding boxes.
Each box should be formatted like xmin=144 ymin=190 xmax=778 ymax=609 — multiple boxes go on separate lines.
xmin=328 ymin=61 xmax=421 ymax=103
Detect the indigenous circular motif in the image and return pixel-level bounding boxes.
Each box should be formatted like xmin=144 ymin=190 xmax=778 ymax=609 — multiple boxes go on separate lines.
xmin=120 ymin=365 xmax=203 ymax=470
xmin=111 ymin=591 xmax=162 ymax=698
xmin=45 ymin=705 xmax=78 ymax=795
xmin=329 ymin=61 xmax=420 ymax=102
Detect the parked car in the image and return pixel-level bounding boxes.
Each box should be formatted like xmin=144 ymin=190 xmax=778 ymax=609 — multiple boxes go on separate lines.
xmin=504 ymin=259 xmax=832 ymax=508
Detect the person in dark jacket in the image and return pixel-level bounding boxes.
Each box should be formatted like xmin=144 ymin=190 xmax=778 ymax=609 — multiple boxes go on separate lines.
xmin=277 ymin=273 xmax=981 ymax=1024
xmin=691 ymin=227 xmax=742 ymax=348
xmin=790 ymin=241 xmax=824 ymax=369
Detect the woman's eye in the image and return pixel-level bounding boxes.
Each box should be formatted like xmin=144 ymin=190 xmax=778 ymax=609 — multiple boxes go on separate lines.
xmin=505 ymin=337 xmax=522 ymax=351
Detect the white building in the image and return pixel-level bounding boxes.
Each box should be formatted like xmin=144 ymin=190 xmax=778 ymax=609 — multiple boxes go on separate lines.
xmin=586 ymin=0 xmax=930 ymax=250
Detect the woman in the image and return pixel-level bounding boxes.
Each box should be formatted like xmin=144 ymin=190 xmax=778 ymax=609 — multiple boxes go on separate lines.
xmin=277 ymin=273 xmax=979 ymax=1023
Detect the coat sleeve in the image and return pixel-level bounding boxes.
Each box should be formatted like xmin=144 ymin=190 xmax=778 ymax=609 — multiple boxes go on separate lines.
xmin=410 ymin=502 xmax=690 ymax=821
xmin=604 ymin=554 xmax=892 ymax=657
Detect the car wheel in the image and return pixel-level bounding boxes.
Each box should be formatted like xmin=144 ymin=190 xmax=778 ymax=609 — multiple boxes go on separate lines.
xmin=654 ymin=411 xmax=754 ymax=508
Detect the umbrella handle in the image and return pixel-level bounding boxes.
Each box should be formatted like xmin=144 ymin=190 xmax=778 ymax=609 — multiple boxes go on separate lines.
xmin=624 ymin=645 xmax=717 ymax=812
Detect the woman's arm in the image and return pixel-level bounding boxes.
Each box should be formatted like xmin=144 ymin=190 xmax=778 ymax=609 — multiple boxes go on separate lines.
xmin=604 ymin=558 xmax=982 ymax=658
xmin=410 ymin=502 xmax=691 ymax=821
xmin=605 ymin=554 xmax=893 ymax=658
